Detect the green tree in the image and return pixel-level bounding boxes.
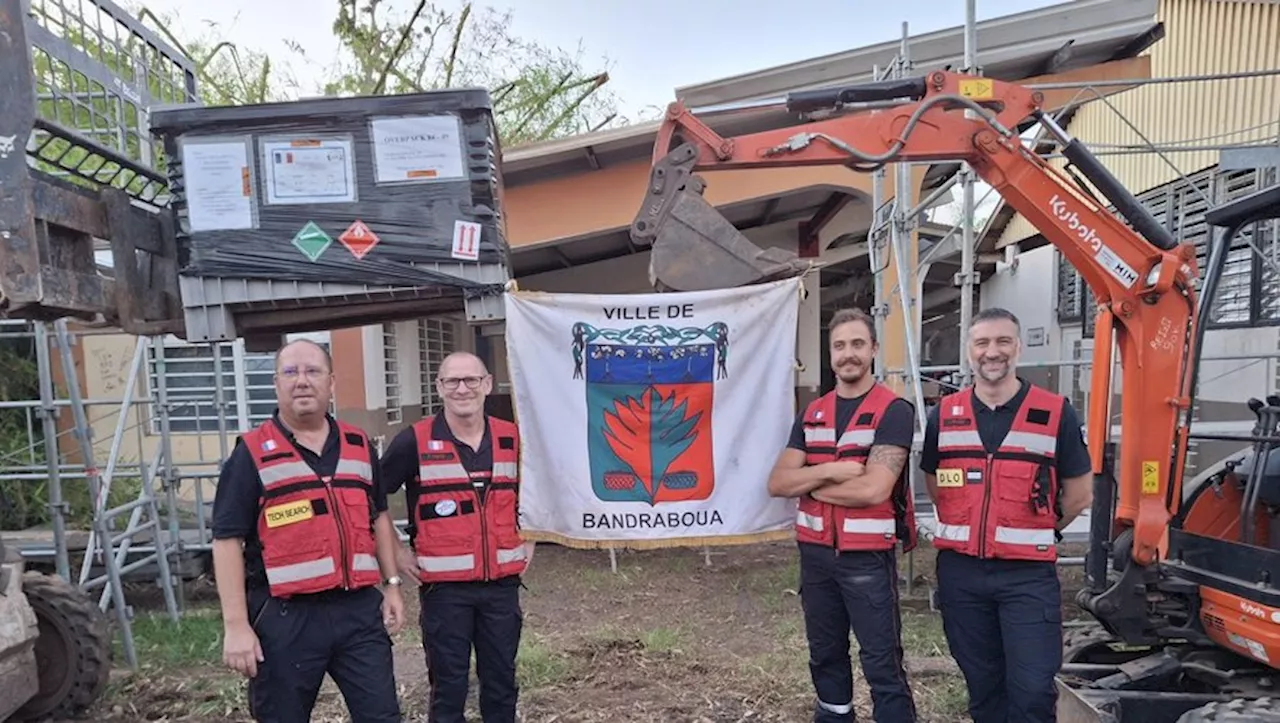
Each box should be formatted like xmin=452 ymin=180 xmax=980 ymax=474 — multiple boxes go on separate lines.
xmin=138 ymin=0 xmax=626 ymax=145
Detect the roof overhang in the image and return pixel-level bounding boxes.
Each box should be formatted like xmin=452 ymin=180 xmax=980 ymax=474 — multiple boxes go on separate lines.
xmin=676 ymin=0 xmax=1160 ymax=108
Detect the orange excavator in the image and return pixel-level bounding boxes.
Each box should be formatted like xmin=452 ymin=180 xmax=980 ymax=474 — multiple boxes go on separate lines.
xmin=629 ymin=70 xmax=1280 ymax=722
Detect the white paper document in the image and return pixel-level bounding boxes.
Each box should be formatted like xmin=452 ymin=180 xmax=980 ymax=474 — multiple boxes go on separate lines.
xmin=370 ymin=115 xmax=466 ymax=184
xmin=181 ymin=140 xmax=254 ymax=231
xmin=261 ymin=136 xmax=358 ymax=205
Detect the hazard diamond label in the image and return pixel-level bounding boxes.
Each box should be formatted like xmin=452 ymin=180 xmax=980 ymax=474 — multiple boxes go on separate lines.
xmin=292 ymin=221 xmax=332 ymax=262
xmin=339 ymin=219 xmax=380 ymax=260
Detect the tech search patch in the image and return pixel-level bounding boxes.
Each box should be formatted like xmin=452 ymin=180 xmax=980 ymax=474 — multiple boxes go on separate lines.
xmin=265 ymin=499 xmax=315 ymax=528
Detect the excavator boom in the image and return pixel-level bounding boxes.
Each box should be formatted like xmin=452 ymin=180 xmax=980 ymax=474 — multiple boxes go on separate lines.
xmin=631 ymin=70 xmax=1202 ymax=570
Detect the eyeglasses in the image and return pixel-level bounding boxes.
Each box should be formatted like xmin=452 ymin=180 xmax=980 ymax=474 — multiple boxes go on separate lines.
xmin=438 ymin=375 xmax=487 ymax=390
xmin=278 ymin=365 xmax=328 ymax=381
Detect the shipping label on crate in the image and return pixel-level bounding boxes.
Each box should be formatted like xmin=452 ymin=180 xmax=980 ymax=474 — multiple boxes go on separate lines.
xmin=181 ymin=139 xmax=256 ymax=232
xmin=452 ymin=220 xmax=482 ymax=261
xmin=369 ymin=115 xmax=466 ymax=184
xmin=261 ymin=136 xmax=358 ymax=205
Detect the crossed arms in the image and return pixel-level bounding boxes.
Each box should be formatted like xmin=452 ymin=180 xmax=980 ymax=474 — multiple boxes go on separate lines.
xmin=767 ymin=444 xmax=910 ymax=507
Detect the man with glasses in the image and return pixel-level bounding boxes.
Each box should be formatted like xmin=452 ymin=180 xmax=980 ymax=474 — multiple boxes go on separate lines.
xmin=381 ymin=350 xmax=533 ymax=723
xmin=210 ymin=338 xmax=406 ymax=723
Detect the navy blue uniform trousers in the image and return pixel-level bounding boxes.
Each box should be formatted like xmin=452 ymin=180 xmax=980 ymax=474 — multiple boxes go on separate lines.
xmin=798 ymin=542 xmax=917 ymax=722
xmin=246 ymin=585 xmax=401 ymax=723
xmin=935 ymin=549 xmax=1063 ymax=723
xmin=420 ymin=578 xmax=523 ymax=723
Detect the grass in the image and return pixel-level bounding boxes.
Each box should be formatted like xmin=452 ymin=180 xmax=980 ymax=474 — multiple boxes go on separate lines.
xmin=90 ymin=542 xmax=987 ymax=722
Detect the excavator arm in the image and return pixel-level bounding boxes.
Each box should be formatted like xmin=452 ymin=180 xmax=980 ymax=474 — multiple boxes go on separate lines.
xmin=630 ymin=70 xmax=1202 ymax=567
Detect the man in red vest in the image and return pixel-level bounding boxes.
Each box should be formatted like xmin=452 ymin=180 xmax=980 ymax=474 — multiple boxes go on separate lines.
xmin=381 ymin=350 xmax=533 ymax=723
xmin=767 ymin=307 xmax=919 ymax=723
xmin=210 ymin=338 xmax=406 ymax=723
xmin=921 ymin=307 xmax=1094 ymax=723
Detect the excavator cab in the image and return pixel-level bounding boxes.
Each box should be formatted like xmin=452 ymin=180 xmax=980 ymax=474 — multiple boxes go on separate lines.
xmin=1057 ymin=182 xmax=1280 ymax=722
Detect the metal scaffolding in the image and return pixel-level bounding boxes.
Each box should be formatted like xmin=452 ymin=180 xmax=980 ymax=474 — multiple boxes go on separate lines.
xmin=0 ymin=317 xmax=241 ymax=667
xmin=854 ymin=3 xmax=1280 ymax=590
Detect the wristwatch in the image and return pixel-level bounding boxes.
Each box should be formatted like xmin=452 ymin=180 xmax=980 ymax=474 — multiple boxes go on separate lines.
xmin=383 ymin=575 xmax=403 ymax=587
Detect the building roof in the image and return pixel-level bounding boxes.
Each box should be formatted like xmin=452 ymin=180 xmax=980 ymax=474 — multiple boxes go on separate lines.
xmin=502 ymin=0 xmax=1162 ymax=187
xmin=676 ymin=0 xmax=1160 ymax=108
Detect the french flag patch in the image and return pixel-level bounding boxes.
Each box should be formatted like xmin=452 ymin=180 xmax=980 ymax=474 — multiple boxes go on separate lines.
xmin=429 ymin=440 xmax=444 ymax=451
xmin=261 ymin=439 xmax=277 ymax=452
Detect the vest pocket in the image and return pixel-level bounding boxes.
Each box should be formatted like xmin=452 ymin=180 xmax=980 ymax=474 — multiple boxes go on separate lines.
xmin=339 ymin=490 xmax=374 ymax=532
xmin=995 ymin=464 xmax=1038 ymax=507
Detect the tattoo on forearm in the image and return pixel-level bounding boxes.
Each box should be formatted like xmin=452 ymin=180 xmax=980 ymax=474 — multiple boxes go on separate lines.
xmin=867 ymin=445 xmax=908 ymax=476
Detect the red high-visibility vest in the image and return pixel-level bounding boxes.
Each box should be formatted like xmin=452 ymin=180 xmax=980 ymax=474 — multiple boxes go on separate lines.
xmin=931 ymin=384 xmax=1064 ymax=561
xmin=797 ymin=383 xmax=918 ymax=552
xmin=410 ymin=415 xmax=528 ymax=583
xmin=243 ymin=418 xmax=383 ymax=598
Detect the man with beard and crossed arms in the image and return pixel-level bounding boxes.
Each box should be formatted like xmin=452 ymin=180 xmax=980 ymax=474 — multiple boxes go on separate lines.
xmin=767 ymin=307 xmax=919 ymax=723
xmin=921 ymin=307 xmax=1093 ymax=723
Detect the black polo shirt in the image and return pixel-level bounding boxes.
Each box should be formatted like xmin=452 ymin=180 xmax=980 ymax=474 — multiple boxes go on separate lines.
xmin=381 ymin=414 xmax=495 ymax=545
xmin=919 ymin=378 xmax=1092 ymax=479
xmin=210 ymin=411 xmax=390 ymax=591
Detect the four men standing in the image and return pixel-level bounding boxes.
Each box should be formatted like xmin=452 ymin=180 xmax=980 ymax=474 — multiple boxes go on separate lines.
xmin=213 ymin=306 xmax=1086 ymax=722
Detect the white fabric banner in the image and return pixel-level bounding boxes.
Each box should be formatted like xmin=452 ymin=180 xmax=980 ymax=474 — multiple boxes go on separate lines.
xmin=504 ymin=277 xmax=804 ymax=549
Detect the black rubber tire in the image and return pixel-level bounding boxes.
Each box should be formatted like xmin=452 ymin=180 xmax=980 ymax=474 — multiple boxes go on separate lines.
xmin=10 ymin=572 xmax=112 ymax=721
xmin=1177 ymin=698 xmax=1280 ymax=722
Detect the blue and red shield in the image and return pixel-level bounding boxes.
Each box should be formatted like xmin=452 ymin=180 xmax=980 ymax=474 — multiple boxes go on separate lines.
xmin=573 ymin=323 xmax=727 ymax=506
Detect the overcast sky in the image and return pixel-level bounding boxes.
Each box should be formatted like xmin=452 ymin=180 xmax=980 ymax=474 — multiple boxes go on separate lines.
xmin=135 ymin=0 xmax=1067 ymax=117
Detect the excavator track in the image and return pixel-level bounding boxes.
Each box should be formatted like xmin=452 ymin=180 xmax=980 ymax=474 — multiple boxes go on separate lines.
xmin=1176 ymin=698 xmax=1280 ymax=722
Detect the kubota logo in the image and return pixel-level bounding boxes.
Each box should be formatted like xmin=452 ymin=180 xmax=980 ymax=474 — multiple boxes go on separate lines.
xmin=1241 ymin=601 xmax=1269 ymax=619
xmin=1049 ymin=194 xmax=1103 ymax=254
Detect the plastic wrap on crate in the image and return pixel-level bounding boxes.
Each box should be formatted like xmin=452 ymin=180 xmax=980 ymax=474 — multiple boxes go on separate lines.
xmin=148 ymin=89 xmax=507 ymax=293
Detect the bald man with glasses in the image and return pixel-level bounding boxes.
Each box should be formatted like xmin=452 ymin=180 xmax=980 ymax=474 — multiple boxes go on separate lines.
xmin=381 ymin=351 xmax=534 ymax=723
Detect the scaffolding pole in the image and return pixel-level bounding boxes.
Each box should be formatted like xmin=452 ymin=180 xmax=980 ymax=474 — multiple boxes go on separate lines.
xmin=33 ymin=323 xmax=71 ymax=582
xmin=889 ymin=22 xmax=929 ymax=436
xmin=956 ymin=0 xmax=979 ymax=388
xmin=869 ymin=64 xmax=889 ymax=379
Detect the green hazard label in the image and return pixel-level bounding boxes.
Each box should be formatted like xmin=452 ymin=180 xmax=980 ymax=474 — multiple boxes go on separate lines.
xmin=292 ymin=221 xmax=332 ymax=261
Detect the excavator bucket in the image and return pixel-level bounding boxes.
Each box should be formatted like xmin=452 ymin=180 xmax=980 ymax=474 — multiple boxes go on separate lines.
xmin=630 ymin=143 xmax=813 ymax=291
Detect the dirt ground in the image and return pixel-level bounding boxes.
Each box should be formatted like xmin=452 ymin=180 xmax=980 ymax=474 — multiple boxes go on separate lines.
xmin=67 ymin=541 xmax=1089 ymax=723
